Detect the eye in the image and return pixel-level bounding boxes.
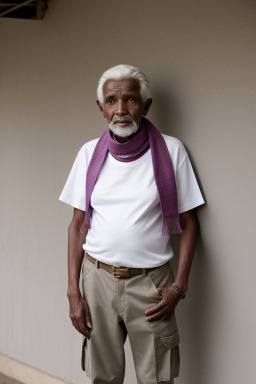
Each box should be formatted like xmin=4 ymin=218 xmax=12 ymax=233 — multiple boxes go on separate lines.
xmin=128 ymin=97 xmax=136 ymax=102
xmin=106 ymin=99 xmax=114 ymax=104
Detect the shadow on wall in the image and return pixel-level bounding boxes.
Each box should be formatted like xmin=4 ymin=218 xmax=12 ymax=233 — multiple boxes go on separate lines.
xmin=152 ymin=81 xmax=205 ymax=199
xmin=153 ymin=85 xmax=210 ymax=384
xmin=151 ymin=83 xmax=186 ymax=137
xmin=170 ymin=208 xmax=212 ymax=384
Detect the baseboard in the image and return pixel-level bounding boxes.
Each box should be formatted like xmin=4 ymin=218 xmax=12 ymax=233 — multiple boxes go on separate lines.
xmin=0 ymin=353 xmax=70 ymax=384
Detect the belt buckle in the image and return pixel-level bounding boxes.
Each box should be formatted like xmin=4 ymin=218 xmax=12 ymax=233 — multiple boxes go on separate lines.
xmin=112 ymin=266 xmax=130 ymax=278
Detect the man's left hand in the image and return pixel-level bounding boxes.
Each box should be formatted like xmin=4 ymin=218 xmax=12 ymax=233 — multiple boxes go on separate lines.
xmin=145 ymin=285 xmax=181 ymax=322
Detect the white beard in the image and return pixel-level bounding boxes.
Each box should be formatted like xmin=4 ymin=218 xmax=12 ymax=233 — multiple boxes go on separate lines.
xmin=109 ymin=116 xmax=139 ymax=138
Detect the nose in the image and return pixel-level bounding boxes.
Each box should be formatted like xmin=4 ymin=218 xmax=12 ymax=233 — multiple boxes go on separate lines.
xmin=115 ymin=100 xmax=127 ymax=116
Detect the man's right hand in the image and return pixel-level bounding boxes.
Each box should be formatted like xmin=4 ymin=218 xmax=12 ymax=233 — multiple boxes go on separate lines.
xmin=68 ymin=291 xmax=92 ymax=338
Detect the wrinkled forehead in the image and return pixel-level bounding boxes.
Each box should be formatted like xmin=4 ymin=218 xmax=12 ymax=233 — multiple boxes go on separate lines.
xmin=102 ymin=78 xmax=141 ymax=98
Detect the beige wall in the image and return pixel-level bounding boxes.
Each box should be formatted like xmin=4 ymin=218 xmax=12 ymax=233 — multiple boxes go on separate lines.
xmin=0 ymin=1 xmax=255 ymax=383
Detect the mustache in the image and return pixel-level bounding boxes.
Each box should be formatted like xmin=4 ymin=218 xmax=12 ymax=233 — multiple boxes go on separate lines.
xmin=111 ymin=115 xmax=134 ymax=124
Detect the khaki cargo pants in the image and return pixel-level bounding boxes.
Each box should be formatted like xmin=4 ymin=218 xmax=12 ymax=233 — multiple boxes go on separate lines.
xmin=81 ymin=255 xmax=180 ymax=384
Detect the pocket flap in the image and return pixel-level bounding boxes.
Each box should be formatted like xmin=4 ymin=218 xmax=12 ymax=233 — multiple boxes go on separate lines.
xmin=161 ymin=330 xmax=180 ymax=349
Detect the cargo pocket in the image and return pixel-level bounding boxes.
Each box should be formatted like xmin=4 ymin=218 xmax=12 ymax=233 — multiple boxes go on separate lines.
xmin=147 ymin=263 xmax=180 ymax=380
xmin=155 ymin=330 xmax=180 ymax=382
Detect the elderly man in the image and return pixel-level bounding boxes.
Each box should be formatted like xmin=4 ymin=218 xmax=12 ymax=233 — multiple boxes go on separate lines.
xmin=59 ymin=64 xmax=204 ymax=384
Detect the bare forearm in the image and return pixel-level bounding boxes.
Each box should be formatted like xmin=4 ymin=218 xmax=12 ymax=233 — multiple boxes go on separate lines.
xmin=67 ymin=223 xmax=87 ymax=296
xmin=175 ymin=210 xmax=198 ymax=293
xmin=66 ymin=209 xmax=92 ymax=336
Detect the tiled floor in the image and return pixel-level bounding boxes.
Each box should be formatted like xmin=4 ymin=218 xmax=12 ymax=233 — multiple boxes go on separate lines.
xmin=0 ymin=373 xmax=23 ymax=384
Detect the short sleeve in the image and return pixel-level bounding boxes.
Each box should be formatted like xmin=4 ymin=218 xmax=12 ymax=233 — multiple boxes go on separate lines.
xmin=175 ymin=154 xmax=205 ymax=213
xmin=59 ymin=146 xmax=87 ymax=210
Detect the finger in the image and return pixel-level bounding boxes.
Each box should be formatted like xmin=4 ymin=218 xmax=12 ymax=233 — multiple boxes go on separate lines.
xmin=84 ymin=301 xmax=92 ymax=329
xmin=76 ymin=320 xmax=91 ymax=338
xmin=146 ymin=310 xmax=166 ymax=321
xmin=80 ymin=326 xmax=91 ymax=339
xmin=76 ymin=313 xmax=90 ymax=336
xmin=70 ymin=308 xmax=90 ymax=338
xmin=146 ymin=305 xmax=168 ymax=321
xmin=145 ymin=300 xmax=166 ymax=316
xmin=71 ymin=318 xmax=90 ymax=338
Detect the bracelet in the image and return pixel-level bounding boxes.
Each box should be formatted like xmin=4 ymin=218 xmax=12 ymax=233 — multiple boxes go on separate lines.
xmin=172 ymin=283 xmax=186 ymax=299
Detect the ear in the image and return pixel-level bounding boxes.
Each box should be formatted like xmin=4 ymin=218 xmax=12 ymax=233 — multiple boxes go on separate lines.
xmin=96 ymin=100 xmax=105 ymax=117
xmin=143 ymin=98 xmax=152 ymax=116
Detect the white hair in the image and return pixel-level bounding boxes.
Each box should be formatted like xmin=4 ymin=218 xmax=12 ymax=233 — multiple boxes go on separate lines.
xmin=97 ymin=64 xmax=150 ymax=105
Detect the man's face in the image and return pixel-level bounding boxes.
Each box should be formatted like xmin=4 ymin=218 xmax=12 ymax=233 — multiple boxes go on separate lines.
xmin=97 ymin=78 xmax=152 ymax=141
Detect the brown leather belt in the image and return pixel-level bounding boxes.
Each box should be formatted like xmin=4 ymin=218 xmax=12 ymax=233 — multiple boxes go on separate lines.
xmin=86 ymin=253 xmax=156 ymax=278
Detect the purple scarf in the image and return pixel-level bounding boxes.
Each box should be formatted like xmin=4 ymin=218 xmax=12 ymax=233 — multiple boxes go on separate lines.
xmin=81 ymin=117 xmax=182 ymax=236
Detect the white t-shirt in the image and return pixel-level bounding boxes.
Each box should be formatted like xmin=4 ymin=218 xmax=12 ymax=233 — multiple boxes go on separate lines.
xmin=59 ymin=134 xmax=204 ymax=268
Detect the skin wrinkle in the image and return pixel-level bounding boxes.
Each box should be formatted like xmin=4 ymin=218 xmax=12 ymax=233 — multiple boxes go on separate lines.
xmin=97 ymin=78 xmax=152 ymax=143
